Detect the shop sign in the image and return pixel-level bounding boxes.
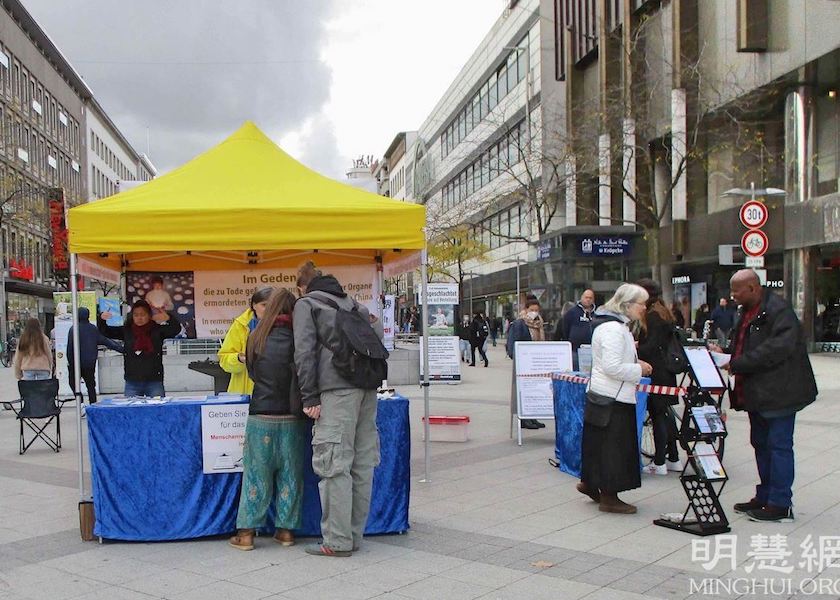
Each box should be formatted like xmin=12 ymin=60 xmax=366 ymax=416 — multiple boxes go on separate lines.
xmin=672 ymin=275 xmax=691 ymax=285
xmin=537 ymin=241 xmax=551 ymax=261
xmin=579 ymin=236 xmax=631 ymax=257
xmin=48 ymin=189 xmax=68 ymax=272
xmin=8 ymin=259 xmax=33 ymax=281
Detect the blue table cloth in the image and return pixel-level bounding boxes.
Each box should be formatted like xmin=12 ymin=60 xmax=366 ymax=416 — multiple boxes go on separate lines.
xmin=552 ymin=375 xmax=649 ymax=478
xmin=86 ymin=394 xmax=410 ymax=541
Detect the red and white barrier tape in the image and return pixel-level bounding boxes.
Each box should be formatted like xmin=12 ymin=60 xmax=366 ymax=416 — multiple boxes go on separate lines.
xmin=517 ymin=372 xmax=686 ymax=398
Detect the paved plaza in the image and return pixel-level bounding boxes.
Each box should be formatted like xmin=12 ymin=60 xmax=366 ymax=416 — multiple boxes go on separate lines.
xmin=0 ymin=345 xmax=838 ymax=599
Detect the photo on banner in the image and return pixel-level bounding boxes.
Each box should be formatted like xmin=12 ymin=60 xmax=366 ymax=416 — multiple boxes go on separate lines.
xmin=416 ymin=283 xmax=459 ymax=336
xmin=126 ymin=271 xmax=196 ymax=338
xmin=53 ymin=291 xmax=97 ymax=397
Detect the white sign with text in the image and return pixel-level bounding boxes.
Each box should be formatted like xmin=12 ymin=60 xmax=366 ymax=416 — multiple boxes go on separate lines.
xmin=514 ymin=341 xmax=573 ymax=419
xmin=419 ymin=335 xmax=461 ymax=382
xmin=200 ymin=404 xmax=249 ymax=474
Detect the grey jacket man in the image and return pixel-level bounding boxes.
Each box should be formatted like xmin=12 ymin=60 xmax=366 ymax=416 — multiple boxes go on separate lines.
xmin=292 ymin=273 xmax=380 ymax=554
xmin=293 ymin=277 xmax=373 ymax=408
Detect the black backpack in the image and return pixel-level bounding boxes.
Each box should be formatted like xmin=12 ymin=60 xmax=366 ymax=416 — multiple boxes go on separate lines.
xmin=663 ymin=326 xmax=689 ymax=374
xmin=311 ymin=296 xmax=389 ymax=390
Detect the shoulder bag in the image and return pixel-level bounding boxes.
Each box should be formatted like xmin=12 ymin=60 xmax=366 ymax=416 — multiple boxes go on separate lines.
xmin=584 ymin=381 xmax=624 ymax=428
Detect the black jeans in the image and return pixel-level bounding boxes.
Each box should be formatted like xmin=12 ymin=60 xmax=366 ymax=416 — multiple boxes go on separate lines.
xmin=470 ymin=341 xmax=488 ymax=365
xmin=69 ymin=365 xmax=98 ymax=404
xmin=649 ymin=401 xmax=678 ymax=465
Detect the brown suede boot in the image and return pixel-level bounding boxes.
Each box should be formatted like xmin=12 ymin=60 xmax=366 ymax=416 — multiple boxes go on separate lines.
xmin=599 ymin=493 xmax=637 ymax=514
xmin=229 ymin=529 xmax=255 ymax=550
xmin=273 ymin=529 xmax=295 ymax=547
xmin=576 ymin=482 xmax=600 ymax=503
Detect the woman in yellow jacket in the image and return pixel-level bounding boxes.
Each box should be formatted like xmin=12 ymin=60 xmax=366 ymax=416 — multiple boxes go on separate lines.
xmin=218 ymin=287 xmax=273 ymax=394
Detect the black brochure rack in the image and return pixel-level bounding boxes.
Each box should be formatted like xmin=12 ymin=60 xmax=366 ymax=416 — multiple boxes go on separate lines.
xmin=653 ymin=344 xmax=730 ymax=536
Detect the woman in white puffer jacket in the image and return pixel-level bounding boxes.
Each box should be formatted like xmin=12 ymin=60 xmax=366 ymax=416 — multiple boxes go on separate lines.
xmin=577 ymin=284 xmax=653 ymax=514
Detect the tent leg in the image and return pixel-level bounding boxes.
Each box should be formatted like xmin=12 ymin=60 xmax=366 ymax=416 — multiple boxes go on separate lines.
xmin=420 ymin=248 xmax=431 ymax=483
xmin=70 ymin=254 xmax=86 ymax=502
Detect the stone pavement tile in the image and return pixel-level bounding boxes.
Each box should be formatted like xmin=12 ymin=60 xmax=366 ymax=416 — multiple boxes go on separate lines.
xmin=283 ymin=577 xmax=382 ymax=600
xmin=72 ymin=587 xmax=178 ymax=600
xmin=571 ymin=563 xmax=636 ymax=586
xmin=527 ymin=546 xmax=581 ymax=565
xmin=169 ymin=580 xmax=275 ymax=600
xmin=501 ymin=557 xmax=552 ymax=575
xmin=396 ymin=574 xmax=494 ymax=600
xmin=440 ymin=562 xmax=530 ymax=588
xmin=532 ymin=528 xmax=615 ymax=552
xmin=576 ymin=588 xmax=650 ymax=600
xmin=334 ymin=562 xmax=427 ymax=592
xmin=75 ymin=557 xmax=172 ymax=585
xmin=121 ymin=567 xmax=219 ymax=598
xmin=440 ymin=542 xmax=505 ymax=562
xmin=228 ymin=557 xmax=354 ymax=593
xmin=6 ymin=572 xmax=106 ymax=600
xmin=642 ymin=573 xmax=697 ymax=600
xmin=477 ymin=573 xmax=597 ymax=600
xmin=481 ymin=520 xmax=552 ymax=542
xmin=177 ymin=553 xmax=296 ymax=581
xmin=375 ymin=549 xmax=469 ymax=575
xmin=607 ymin=572 xmax=664 ymax=594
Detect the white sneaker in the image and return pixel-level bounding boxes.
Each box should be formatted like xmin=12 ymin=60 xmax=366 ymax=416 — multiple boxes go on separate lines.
xmin=666 ymin=459 xmax=683 ymax=472
xmin=642 ymin=462 xmax=668 ymax=476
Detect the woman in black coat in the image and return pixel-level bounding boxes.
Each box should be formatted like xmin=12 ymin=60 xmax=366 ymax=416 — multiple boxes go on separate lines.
xmin=99 ymin=299 xmax=181 ymax=397
xmin=637 ymin=280 xmax=680 ymax=475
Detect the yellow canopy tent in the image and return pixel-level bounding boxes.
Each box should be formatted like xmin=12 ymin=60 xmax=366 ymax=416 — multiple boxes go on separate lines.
xmin=65 ymin=122 xmax=434 ymax=508
xmin=68 ymin=121 xmax=425 ymax=270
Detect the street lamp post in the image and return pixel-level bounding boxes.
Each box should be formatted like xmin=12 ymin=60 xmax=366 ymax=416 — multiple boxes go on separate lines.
xmin=503 ymin=257 xmax=527 ymax=316
xmin=463 ymin=272 xmax=480 ymax=316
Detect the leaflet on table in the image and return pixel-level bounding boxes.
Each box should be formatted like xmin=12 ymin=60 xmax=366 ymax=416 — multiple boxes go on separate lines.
xmin=691 ymin=405 xmax=725 ymax=434
xmin=200 ymin=404 xmax=248 ymax=474
xmin=691 ymin=441 xmax=726 ymax=480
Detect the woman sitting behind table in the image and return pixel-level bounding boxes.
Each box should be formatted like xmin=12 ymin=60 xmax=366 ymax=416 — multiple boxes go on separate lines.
xmin=577 ymin=283 xmax=652 ymax=514
xmin=99 ymin=299 xmax=181 ymax=397
xmin=14 ymin=318 xmax=53 ymax=380
xmin=218 ymin=287 xmax=273 ymax=394
xmin=229 ymin=288 xmax=306 ymax=551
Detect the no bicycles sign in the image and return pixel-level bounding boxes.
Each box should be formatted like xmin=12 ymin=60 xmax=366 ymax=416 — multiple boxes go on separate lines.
xmin=741 ymin=229 xmax=769 ymax=257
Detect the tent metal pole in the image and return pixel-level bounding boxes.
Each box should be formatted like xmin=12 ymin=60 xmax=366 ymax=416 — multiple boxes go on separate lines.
xmin=420 ymin=246 xmax=431 ymax=483
xmin=70 ymin=254 xmax=86 ymax=501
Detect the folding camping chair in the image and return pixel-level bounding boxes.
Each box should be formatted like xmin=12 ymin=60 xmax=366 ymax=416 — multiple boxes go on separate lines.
xmin=16 ymin=379 xmax=62 ymax=454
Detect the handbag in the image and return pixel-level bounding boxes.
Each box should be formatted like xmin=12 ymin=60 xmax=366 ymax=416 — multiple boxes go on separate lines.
xmin=584 ymin=382 xmax=624 ymax=428
xmin=663 ymin=326 xmax=689 ymax=374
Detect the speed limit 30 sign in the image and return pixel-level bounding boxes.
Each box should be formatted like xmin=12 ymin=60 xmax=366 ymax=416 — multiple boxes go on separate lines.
xmin=741 ymin=229 xmax=769 ymax=257
xmin=739 ymin=201 xmax=768 ymax=229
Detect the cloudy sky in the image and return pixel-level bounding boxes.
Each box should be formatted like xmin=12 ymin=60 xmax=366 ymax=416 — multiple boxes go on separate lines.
xmin=21 ymin=1 xmax=503 ymax=179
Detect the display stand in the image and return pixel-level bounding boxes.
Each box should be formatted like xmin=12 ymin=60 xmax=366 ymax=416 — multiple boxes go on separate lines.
xmin=654 ymin=343 xmax=730 ymax=536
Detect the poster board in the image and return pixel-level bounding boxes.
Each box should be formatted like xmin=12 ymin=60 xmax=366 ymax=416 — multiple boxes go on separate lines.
xmin=419 ymin=335 xmax=461 ymax=382
xmin=514 ymin=341 xmax=573 ymax=419
xmin=200 ymin=404 xmax=248 ymax=473
xmin=382 ymin=295 xmax=395 ymax=351
xmin=53 ymin=291 xmax=97 ymax=397
xmin=415 ymin=283 xmax=459 ymax=336
xmin=683 ymin=346 xmax=727 ymax=390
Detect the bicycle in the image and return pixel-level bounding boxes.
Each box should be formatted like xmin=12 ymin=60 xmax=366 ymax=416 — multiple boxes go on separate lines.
xmin=0 ymin=337 xmax=14 ymax=368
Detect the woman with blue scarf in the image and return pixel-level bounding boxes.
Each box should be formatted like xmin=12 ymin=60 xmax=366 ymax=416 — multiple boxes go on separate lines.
xmin=218 ymin=287 xmax=273 ymax=394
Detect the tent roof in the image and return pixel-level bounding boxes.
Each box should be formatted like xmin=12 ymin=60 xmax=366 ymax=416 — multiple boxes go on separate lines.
xmin=68 ymin=121 xmax=425 ymax=271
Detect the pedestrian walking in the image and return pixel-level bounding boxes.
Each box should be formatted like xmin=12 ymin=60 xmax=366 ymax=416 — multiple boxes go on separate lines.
xmin=710 ymin=297 xmax=736 ymax=345
xmin=710 ymin=269 xmax=817 ymax=523
xmin=489 ymin=316 xmax=499 ymax=347
xmin=67 ymin=307 xmax=124 ymax=404
xmin=577 ymin=284 xmax=652 ymax=514
xmin=670 ymin=301 xmax=685 ymax=328
xmin=506 ymin=296 xmax=546 ymax=429
xmin=218 ymin=287 xmax=274 ymax=394
xmin=692 ymin=303 xmax=711 ymax=338
xmin=293 ymin=261 xmax=386 ymax=557
xmin=469 ymin=311 xmax=489 ymax=367
xmin=229 ymin=288 xmax=307 ymax=551
xmin=457 ymin=316 xmax=471 ymax=362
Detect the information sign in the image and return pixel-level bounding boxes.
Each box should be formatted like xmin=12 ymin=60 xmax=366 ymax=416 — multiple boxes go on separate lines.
xmin=200 ymin=404 xmax=248 ymax=474
xmin=514 ymin=341 xmax=573 ymax=419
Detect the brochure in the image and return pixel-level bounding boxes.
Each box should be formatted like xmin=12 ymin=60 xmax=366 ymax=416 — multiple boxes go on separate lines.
xmin=98 ymin=297 xmax=123 ymax=326
xmin=691 ymin=405 xmax=725 ymax=435
xmin=692 ymin=442 xmax=726 ymax=480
